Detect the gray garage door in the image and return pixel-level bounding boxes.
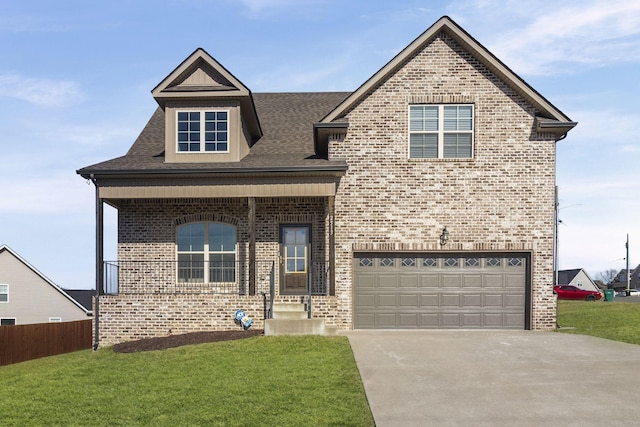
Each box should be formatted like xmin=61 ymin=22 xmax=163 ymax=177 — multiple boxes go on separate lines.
xmin=353 ymin=253 xmax=527 ymax=329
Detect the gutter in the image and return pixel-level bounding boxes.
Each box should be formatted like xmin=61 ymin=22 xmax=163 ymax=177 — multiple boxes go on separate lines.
xmin=77 ymin=163 xmax=348 ymax=179
xmin=536 ymin=118 xmax=578 ymax=140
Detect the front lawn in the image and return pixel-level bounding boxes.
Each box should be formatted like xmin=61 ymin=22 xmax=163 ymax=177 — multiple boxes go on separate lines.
xmin=0 ymin=335 xmax=374 ymax=426
xmin=557 ymin=299 xmax=640 ymax=345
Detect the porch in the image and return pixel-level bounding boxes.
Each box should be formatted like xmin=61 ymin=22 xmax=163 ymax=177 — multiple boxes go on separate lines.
xmin=91 ymin=189 xmax=341 ymax=345
xmin=95 ymin=258 xmax=337 ymax=345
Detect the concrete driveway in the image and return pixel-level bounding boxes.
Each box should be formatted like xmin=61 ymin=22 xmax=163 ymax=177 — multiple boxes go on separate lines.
xmin=346 ymin=330 xmax=640 ymax=426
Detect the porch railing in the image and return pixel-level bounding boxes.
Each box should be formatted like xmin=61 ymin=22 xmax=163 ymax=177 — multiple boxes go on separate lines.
xmin=103 ymin=259 xmax=329 ymax=319
xmin=103 ymin=260 xmax=276 ymax=296
xmin=308 ymin=260 xmax=330 ymax=296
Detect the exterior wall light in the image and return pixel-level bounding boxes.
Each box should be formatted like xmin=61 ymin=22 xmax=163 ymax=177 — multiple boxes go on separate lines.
xmin=440 ymin=227 xmax=449 ymax=246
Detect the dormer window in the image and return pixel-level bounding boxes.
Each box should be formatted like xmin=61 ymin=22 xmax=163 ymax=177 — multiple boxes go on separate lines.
xmin=177 ymin=110 xmax=229 ymax=153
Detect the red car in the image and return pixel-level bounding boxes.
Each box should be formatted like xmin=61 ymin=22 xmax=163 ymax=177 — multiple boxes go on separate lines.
xmin=554 ymin=285 xmax=602 ymax=301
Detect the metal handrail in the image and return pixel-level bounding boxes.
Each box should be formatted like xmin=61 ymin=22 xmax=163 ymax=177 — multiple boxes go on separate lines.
xmin=102 ymin=259 xmax=275 ymax=296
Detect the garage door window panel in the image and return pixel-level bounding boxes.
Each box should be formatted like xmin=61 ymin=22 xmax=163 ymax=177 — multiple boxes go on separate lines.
xmin=402 ymin=257 xmax=416 ymax=267
xmin=380 ymin=257 xmax=395 ymax=268
xmin=486 ymin=258 xmax=502 ymax=267
xmin=465 ymin=257 xmax=480 ymax=268
xmin=444 ymin=257 xmax=459 ymax=267
xmin=508 ymin=257 xmax=523 ymax=267
xmin=359 ymin=257 xmax=373 ymax=267
xmin=423 ymin=258 xmax=437 ymax=268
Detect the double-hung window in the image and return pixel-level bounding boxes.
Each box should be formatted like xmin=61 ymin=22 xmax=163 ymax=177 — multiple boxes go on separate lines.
xmin=177 ymin=223 xmax=236 ymax=283
xmin=177 ymin=111 xmax=229 ymax=153
xmin=409 ymin=105 xmax=473 ymax=158
xmin=0 ymin=284 xmax=7 ymax=302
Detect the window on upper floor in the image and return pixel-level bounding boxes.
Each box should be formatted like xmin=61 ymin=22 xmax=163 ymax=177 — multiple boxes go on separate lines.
xmin=1 ymin=318 xmax=15 ymax=326
xmin=0 ymin=284 xmax=7 ymax=302
xmin=177 ymin=111 xmax=229 ymax=153
xmin=409 ymin=104 xmax=473 ymax=159
xmin=176 ymin=222 xmax=237 ymax=284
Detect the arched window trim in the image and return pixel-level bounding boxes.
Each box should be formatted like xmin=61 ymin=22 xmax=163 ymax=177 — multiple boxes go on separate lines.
xmin=176 ymin=221 xmax=237 ymax=284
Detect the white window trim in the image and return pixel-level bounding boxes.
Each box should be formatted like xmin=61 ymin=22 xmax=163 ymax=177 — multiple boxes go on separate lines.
xmin=176 ymin=110 xmax=231 ymax=154
xmin=49 ymin=317 xmax=62 ymax=323
xmin=408 ymin=104 xmax=474 ymax=159
xmin=0 ymin=284 xmax=8 ymax=303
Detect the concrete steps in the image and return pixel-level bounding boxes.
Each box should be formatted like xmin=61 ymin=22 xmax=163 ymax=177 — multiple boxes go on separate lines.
xmin=264 ymin=302 xmax=337 ymax=336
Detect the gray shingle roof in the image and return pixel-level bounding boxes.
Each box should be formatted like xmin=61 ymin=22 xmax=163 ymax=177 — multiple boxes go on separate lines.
xmin=77 ymin=92 xmax=351 ymax=176
xmin=557 ymin=269 xmax=581 ymax=285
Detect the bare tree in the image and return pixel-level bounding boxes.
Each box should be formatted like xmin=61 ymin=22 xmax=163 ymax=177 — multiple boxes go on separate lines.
xmin=597 ymin=268 xmax=618 ymax=285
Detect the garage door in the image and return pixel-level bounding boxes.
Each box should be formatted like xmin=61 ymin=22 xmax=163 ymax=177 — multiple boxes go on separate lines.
xmin=353 ymin=253 xmax=527 ymax=329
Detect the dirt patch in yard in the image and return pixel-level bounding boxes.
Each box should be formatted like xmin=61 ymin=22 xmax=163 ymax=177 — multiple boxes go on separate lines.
xmin=112 ymin=329 xmax=264 ymax=353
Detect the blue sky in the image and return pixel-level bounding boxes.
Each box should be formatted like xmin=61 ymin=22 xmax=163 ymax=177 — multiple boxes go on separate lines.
xmin=1 ymin=0 xmax=638 ymax=289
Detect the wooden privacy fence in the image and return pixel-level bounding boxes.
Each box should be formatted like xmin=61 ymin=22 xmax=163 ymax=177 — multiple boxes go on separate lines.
xmin=0 ymin=319 xmax=92 ymax=366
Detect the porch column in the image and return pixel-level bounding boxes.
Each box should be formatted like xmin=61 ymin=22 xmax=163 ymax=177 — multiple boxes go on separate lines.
xmin=92 ymin=176 xmax=103 ymax=350
xmin=248 ymin=197 xmax=256 ymax=295
xmin=94 ymin=179 xmax=104 ymax=296
xmin=329 ymin=195 xmax=336 ymax=296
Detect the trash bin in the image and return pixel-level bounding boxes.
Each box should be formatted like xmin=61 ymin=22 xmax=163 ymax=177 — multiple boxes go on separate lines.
xmin=604 ymin=289 xmax=614 ymax=302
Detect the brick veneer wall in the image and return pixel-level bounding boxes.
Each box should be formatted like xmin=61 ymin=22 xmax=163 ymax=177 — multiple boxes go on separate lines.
xmin=97 ymin=197 xmax=333 ymax=346
xmin=329 ymin=32 xmax=558 ymax=330
xmin=97 ymin=31 xmax=560 ymax=345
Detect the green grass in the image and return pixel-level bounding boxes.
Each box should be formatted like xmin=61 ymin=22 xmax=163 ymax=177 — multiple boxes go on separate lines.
xmin=0 ymin=336 xmax=374 ymax=427
xmin=557 ymin=299 xmax=640 ymax=345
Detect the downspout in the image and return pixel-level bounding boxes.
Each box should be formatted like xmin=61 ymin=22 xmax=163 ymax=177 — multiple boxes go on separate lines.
xmin=91 ymin=174 xmax=103 ymax=350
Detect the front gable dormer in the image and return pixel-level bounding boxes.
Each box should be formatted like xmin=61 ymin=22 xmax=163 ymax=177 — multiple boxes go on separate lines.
xmin=152 ymin=48 xmax=262 ymax=163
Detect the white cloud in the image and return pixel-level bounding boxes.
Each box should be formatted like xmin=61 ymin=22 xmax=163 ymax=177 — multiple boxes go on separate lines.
xmin=252 ymin=61 xmax=347 ymax=91
xmin=565 ymin=109 xmax=640 ymax=148
xmin=0 ymin=73 xmax=84 ymax=106
xmin=461 ymin=0 xmax=640 ymax=75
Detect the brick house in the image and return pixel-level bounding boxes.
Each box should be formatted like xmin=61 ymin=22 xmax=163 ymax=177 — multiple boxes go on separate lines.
xmin=77 ymin=16 xmax=576 ymax=346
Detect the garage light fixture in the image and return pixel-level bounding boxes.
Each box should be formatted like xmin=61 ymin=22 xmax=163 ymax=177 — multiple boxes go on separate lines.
xmin=440 ymin=227 xmax=449 ymax=246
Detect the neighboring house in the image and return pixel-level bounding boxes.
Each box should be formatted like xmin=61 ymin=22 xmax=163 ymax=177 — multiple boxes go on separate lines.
xmin=557 ymin=269 xmax=600 ymax=293
xmin=593 ymin=280 xmax=607 ymax=291
xmin=611 ymin=265 xmax=640 ymax=290
xmin=63 ymin=289 xmax=95 ymax=312
xmin=77 ymin=16 xmax=576 ymax=346
xmin=0 ymin=245 xmax=91 ymax=325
